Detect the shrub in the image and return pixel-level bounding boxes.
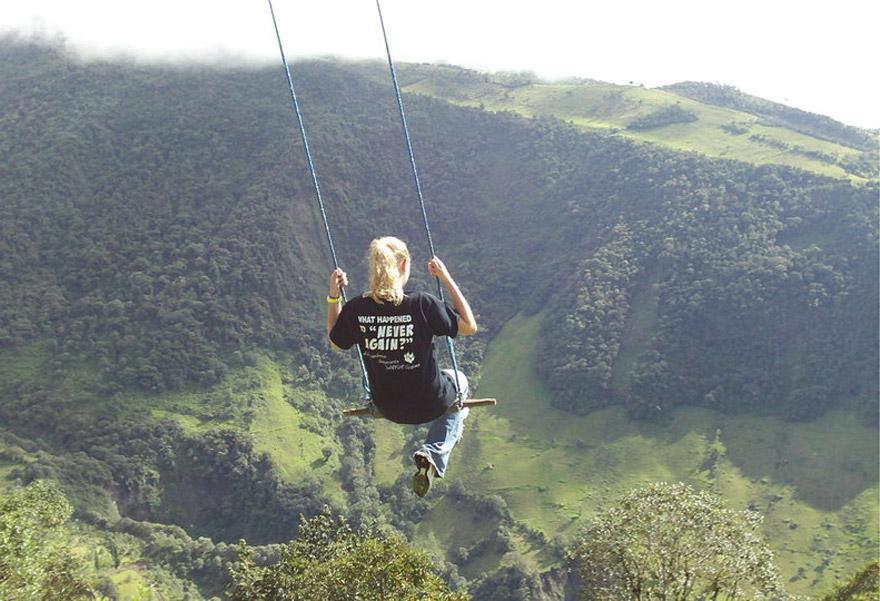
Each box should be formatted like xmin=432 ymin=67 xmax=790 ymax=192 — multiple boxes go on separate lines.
xmin=228 ymin=507 xmax=468 ymax=600
xmin=0 ymin=481 xmax=100 ymax=600
xmin=627 ymin=104 xmax=698 ymax=130
xmin=571 ymin=482 xmax=794 ymax=601
xmin=821 ymin=562 xmax=879 ymax=601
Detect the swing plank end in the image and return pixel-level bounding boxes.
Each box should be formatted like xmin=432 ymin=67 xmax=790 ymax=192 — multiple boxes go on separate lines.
xmin=462 ymin=398 xmax=497 ymax=408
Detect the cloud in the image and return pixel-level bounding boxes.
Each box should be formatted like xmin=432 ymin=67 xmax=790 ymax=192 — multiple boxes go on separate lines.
xmin=2 ymin=0 xmax=878 ymax=127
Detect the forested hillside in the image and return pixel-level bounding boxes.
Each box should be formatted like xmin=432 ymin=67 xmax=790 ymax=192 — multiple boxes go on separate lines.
xmin=2 ymin=38 xmax=875 ymax=417
xmin=0 ymin=37 xmax=877 ymax=599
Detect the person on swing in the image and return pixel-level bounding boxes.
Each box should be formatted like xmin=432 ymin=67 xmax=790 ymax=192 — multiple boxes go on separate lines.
xmin=326 ymin=236 xmax=478 ymax=496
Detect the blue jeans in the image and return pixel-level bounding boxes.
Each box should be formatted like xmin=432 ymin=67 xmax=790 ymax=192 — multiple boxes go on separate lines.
xmin=413 ymin=369 xmax=469 ymax=478
xmin=368 ymin=369 xmax=470 ymax=478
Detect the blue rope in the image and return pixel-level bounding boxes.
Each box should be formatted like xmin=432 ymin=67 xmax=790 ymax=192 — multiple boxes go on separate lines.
xmin=375 ymin=0 xmax=465 ymax=401
xmin=266 ymin=0 xmax=372 ymax=399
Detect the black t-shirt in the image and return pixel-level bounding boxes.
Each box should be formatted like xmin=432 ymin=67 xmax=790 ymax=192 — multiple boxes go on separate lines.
xmin=330 ymin=291 xmax=459 ymax=424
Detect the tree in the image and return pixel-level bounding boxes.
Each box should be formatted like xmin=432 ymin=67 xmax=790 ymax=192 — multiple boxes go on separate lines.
xmin=571 ymin=482 xmax=793 ymax=601
xmin=228 ymin=507 xmax=468 ymax=600
xmin=821 ymin=562 xmax=879 ymax=601
xmin=0 ymin=481 xmax=99 ymax=600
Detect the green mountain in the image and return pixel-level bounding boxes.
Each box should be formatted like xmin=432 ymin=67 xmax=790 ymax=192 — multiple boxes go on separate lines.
xmin=1 ymin=37 xmax=877 ymax=599
xmin=357 ymin=62 xmax=878 ymax=182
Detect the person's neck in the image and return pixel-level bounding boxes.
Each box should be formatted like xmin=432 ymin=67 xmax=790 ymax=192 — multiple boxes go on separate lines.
xmin=369 ymin=286 xmax=405 ymax=303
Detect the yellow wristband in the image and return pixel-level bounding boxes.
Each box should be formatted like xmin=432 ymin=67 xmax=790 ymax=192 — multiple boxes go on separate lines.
xmin=326 ymin=295 xmax=341 ymax=304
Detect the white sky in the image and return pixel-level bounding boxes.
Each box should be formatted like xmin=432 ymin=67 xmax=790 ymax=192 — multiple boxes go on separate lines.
xmin=2 ymin=0 xmax=878 ymax=129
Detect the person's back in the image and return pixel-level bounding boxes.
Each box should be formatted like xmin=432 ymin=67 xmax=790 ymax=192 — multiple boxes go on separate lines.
xmin=325 ymin=236 xmax=477 ymax=495
xmin=331 ymin=291 xmax=459 ymax=424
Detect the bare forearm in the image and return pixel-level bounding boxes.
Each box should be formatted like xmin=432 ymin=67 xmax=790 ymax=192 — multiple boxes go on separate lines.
xmin=443 ymin=276 xmax=477 ymax=335
xmin=327 ymin=301 xmax=342 ymax=337
xmin=326 ymin=268 xmax=347 ymax=340
xmin=427 ymin=256 xmax=477 ymax=336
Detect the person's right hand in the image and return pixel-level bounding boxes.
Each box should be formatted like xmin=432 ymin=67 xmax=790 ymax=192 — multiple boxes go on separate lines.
xmin=329 ymin=268 xmax=348 ymax=297
xmin=427 ymin=256 xmax=452 ymax=285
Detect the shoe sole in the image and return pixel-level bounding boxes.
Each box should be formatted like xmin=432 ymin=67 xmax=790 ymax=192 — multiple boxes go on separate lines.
xmin=413 ymin=467 xmax=431 ymax=497
xmin=412 ymin=454 xmax=434 ymax=497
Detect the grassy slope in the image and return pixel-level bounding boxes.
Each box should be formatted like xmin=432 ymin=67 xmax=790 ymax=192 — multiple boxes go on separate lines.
xmin=0 ymin=342 xmax=48 ymax=495
xmin=71 ymin=522 xmax=202 ymax=601
xmin=372 ymin=418 xmax=409 ymax=485
xmin=112 ymin=569 xmax=156 ymax=600
xmin=0 ymin=343 xmax=348 ymax=498
xmin=0 ymin=345 xmax=347 ymax=599
xmin=408 ymin=313 xmax=878 ymax=597
xmin=145 ymin=355 xmax=347 ymax=505
xmin=610 ymin=267 xmax=663 ymax=392
xmin=3 ymin=333 xmax=877 ymax=596
xmin=245 ymin=358 xmax=341 ymax=488
xmin=0 ymin=461 xmax=17 ymax=495
xmin=401 ymin=75 xmax=871 ymax=182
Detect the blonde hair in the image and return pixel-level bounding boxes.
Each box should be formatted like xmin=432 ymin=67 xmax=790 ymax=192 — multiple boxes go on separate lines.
xmin=367 ymin=236 xmax=410 ymax=305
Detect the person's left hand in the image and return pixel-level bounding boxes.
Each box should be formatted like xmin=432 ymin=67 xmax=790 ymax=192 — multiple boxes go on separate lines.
xmin=428 ymin=256 xmax=451 ymax=285
xmin=329 ymin=268 xmax=348 ymax=297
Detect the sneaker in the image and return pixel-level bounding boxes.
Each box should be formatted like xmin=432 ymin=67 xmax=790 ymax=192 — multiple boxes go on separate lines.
xmin=412 ymin=454 xmax=435 ymax=497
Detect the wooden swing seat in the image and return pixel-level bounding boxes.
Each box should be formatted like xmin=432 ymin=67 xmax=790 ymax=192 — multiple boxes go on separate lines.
xmin=342 ymin=398 xmax=497 ymax=417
